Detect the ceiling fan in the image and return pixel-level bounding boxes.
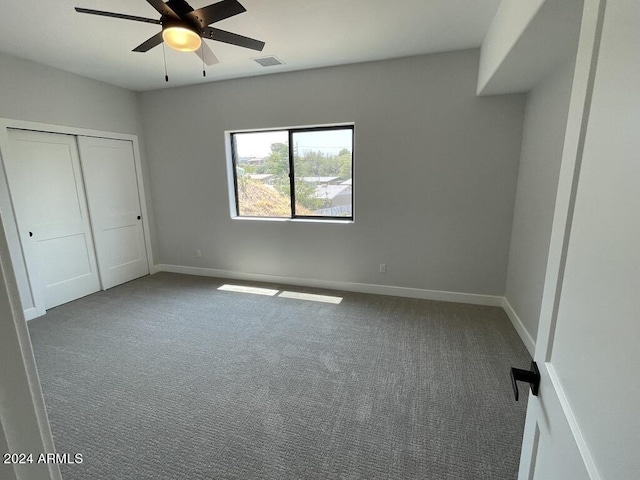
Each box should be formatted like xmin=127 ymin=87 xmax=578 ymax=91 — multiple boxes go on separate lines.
xmin=75 ymin=0 xmax=265 ymax=70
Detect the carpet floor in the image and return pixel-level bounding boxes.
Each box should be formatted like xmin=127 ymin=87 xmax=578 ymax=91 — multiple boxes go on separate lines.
xmin=28 ymin=272 xmax=531 ymax=480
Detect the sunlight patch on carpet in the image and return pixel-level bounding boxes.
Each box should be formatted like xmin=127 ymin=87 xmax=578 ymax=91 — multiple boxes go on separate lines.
xmin=218 ymin=284 xmax=278 ymax=296
xmin=278 ymin=291 xmax=343 ymax=304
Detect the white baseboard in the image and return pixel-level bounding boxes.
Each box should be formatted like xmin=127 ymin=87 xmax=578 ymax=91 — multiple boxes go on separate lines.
xmin=154 ymin=264 xmax=504 ymax=307
xmin=23 ymin=307 xmax=38 ymax=321
xmin=502 ymin=297 xmax=536 ymax=356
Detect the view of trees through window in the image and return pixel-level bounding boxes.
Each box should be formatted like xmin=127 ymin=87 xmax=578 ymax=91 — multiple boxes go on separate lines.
xmin=232 ymin=126 xmax=353 ymax=219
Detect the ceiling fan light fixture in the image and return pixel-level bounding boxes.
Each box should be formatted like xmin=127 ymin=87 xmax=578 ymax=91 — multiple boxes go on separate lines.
xmin=162 ymin=24 xmax=202 ymax=52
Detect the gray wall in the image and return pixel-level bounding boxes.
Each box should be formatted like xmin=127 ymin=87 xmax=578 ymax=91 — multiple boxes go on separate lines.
xmin=0 ymin=52 xmax=142 ymax=134
xmin=140 ymin=50 xmax=525 ymax=295
xmin=505 ymin=59 xmax=575 ymax=339
xmin=0 ymin=51 xmax=157 ymax=309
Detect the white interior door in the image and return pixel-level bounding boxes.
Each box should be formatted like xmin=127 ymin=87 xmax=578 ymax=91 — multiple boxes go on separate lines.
xmin=4 ymin=130 xmax=101 ymax=310
xmin=77 ymin=137 xmax=149 ymax=289
xmin=518 ymin=1 xmax=639 ymax=479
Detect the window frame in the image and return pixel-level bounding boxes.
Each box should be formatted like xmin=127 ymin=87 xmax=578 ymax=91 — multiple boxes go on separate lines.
xmin=229 ymin=124 xmax=354 ymax=222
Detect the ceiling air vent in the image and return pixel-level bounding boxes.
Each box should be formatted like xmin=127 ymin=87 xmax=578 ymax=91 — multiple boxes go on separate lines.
xmin=253 ymin=56 xmax=284 ymax=67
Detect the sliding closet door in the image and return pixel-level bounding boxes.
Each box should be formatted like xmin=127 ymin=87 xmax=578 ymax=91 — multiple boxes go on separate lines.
xmin=5 ymin=129 xmax=101 ymax=309
xmin=77 ymin=137 xmax=149 ymax=289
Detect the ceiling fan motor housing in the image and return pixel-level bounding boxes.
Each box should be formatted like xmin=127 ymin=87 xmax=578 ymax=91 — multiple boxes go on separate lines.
xmin=162 ymin=16 xmax=200 ymax=34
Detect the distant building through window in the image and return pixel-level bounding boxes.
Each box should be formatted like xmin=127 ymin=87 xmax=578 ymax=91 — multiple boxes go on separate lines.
xmin=229 ymin=125 xmax=354 ymax=220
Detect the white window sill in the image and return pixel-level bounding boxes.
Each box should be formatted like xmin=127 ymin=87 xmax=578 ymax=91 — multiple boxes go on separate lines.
xmin=231 ymin=216 xmax=354 ymax=225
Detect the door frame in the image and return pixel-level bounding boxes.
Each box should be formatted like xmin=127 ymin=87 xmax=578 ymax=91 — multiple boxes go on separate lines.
xmin=0 ymin=118 xmax=155 ymax=318
xmin=0 ymin=210 xmax=61 ymax=480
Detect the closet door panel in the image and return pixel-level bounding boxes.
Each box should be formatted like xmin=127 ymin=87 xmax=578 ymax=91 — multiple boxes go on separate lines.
xmin=78 ymin=137 xmax=149 ymax=289
xmin=5 ymin=129 xmax=101 ymax=309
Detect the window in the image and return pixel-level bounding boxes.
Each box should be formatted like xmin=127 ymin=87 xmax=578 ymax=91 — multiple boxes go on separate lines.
xmin=230 ymin=125 xmax=354 ymax=220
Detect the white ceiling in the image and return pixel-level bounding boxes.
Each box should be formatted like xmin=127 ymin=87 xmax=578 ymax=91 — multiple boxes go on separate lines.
xmin=0 ymin=0 xmax=502 ymax=91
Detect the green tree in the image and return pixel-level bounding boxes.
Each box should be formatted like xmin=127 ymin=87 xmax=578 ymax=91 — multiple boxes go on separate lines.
xmin=337 ymin=151 xmax=352 ymax=179
xmin=265 ymin=142 xmax=345 ymax=212
xmin=295 ymin=181 xmax=326 ymax=211
xmin=264 ymin=142 xmax=291 ymax=197
xmin=265 ymin=142 xmax=289 ymax=175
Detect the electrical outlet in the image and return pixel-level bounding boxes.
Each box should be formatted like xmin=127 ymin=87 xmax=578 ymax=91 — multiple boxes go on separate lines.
xmin=195 ymin=249 xmax=202 ymax=258
xmin=379 ymin=263 xmax=386 ymax=274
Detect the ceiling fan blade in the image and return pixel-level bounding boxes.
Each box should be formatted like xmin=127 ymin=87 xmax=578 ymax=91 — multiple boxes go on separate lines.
xmin=75 ymin=8 xmax=161 ymax=25
xmin=203 ymin=27 xmax=265 ymax=51
xmin=145 ymin=0 xmax=179 ymax=19
xmin=186 ymin=0 xmax=246 ymax=27
xmin=194 ymin=42 xmax=220 ymax=66
xmin=133 ymin=32 xmax=164 ymax=52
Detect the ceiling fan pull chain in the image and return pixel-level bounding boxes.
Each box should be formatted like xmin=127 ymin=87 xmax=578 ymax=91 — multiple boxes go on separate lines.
xmin=201 ymin=43 xmax=206 ymax=77
xmin=162 ymin=42 xmax=169 ymax=82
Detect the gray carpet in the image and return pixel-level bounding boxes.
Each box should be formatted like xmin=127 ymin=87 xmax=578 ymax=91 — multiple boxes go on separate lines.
xmin=28 ymin=272 xmax=530 ymax=480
